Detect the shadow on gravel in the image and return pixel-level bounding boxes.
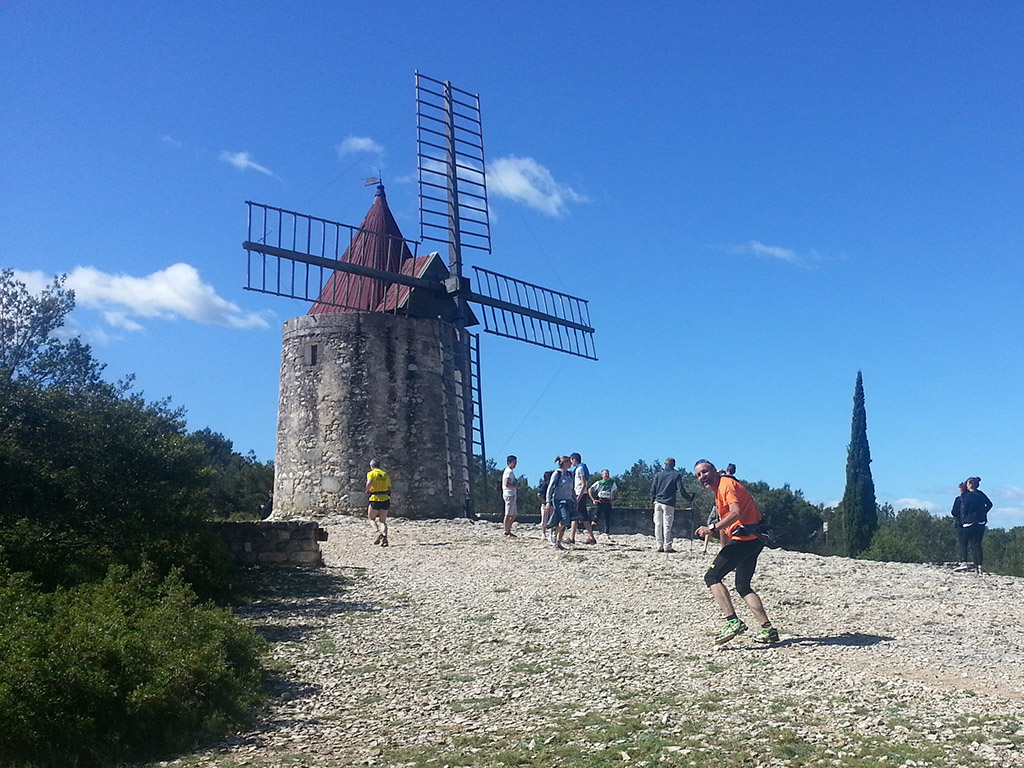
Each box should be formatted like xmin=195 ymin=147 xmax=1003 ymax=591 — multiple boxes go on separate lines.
xmin=777 ymin=632 xmax=895 ymax=648
xmin=236 ymin=565 xmax=380 ymax=643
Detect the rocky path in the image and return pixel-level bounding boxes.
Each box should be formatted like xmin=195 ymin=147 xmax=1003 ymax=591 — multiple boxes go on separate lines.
xmin=163 ymin=517 xmax=1024 ymax=768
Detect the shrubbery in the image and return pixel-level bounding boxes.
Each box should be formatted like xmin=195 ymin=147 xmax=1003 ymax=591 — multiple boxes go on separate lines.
xmin=0 ymin=269 xmax=271 ymax=766
xmin=0 ymin=565 xmax=267 ymax=767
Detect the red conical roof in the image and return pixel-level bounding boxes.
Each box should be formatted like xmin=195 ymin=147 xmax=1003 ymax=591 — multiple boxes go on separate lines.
xmin=309 ymin=184 xmax=415 ymax=314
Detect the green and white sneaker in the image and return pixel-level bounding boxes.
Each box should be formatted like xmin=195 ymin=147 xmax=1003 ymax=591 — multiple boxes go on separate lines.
xmin=752 ymin=626 xmax=780 ymax=644
xmin=715 ymin=618 xmax=748 ymax=645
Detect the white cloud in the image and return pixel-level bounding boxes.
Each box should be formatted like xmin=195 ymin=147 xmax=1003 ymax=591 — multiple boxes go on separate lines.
xmin=11 ymin=269 xmax=50 ymax=294
xmin=895 ymin=498 xmax=940 ymax=513
xmin=219 ymin=150 xmax=277 ymax=178
xmin=62 ymin=264 xmax=272 ymax=330
xmin=991 ymin=506 xmax=1024 ymax=530
xmin=996 ymin=485 xmax=1024 ymax=502
xmin=160 ymin=134 xmax=183 ymax=149
xmin=724 ymin=240 xmax=830 ymax=267
xmin=337 ymin=136 xmax=384 ymax=156
xmin=732 ymin=240 xmax=801 ymax=265
xmin=101 ymin=311 xmax=144 ymax=332
xmin=487 ymin=155 xmax=588 ymax=217
xmin=13 ymin=266 xmax=271 ymax=332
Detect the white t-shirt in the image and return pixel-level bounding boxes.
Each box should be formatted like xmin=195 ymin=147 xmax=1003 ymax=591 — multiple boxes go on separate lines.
xmin=502 ymin=467 xmax=518 ymax=499
xmin=573 ymin=464 xmax=589 ymax=496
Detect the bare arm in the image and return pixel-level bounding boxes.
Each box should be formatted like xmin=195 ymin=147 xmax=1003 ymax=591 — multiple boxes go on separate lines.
xmin=696 ymin=502 xmax=741 ymax=539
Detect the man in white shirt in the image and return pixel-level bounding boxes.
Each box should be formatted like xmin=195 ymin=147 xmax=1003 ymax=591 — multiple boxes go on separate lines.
xmin=568 ymin=452 xmax=597 ymax=545
xmin=502 ymin=455 xmax=521 ymax=538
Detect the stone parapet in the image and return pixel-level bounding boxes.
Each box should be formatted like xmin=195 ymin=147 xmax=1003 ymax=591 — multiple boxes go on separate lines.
xmin=212 ymin=521 xmax=327 ymax=567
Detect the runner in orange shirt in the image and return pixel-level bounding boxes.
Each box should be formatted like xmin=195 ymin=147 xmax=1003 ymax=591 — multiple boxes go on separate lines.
xmin=694 ymin=459 xmax=779 ymax=645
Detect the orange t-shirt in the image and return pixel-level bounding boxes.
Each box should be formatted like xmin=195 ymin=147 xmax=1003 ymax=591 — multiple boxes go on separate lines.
xmin=715 ymin=477 xmax=761 ymax=541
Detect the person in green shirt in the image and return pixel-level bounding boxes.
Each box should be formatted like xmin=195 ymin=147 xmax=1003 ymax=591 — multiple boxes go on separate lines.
xmin=588 ymin=469 xmax=618 ymax=542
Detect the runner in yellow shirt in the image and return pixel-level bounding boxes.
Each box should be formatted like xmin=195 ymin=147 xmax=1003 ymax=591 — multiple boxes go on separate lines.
xmin=365 ymin=459 xmax=392 ymax=547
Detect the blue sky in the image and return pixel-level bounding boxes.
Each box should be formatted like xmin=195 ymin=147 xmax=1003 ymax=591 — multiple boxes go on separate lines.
xmin=3 ymin=2 xmax=1023 ymax=528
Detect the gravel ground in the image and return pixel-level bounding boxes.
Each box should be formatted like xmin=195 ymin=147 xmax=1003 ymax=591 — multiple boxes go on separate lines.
xmin=158 ymin=516 xmax=1024 ymax=768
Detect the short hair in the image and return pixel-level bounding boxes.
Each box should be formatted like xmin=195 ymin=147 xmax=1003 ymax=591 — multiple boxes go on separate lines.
xmin=369 ymin=458 xmax=380 ymax=469
xmin=726 ymin=463 xmax=736 ymax=474
xmin=694 ymin=458 xmax=714 ymax=469
xmin=665 ymin=457 xmax=676 ymax=468
xmin=570 ymin=452 xmax=582 ymax=462
xmin=507 ymin=455 xmax=517 ymax=465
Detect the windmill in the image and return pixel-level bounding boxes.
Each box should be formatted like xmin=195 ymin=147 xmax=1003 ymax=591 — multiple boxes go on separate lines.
xmin=242 ymin=72 xmax=596 ymax=519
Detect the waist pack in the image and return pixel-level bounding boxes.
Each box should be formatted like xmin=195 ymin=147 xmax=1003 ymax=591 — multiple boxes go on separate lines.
xmin=732 ymin=522 xmax=778 ymax=548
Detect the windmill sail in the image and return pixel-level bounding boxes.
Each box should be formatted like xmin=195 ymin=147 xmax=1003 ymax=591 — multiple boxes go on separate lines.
xmin=416 ymin=72 xmax=492 ymax=258
xmin=471 ymin=266 xmax=597 ymax=360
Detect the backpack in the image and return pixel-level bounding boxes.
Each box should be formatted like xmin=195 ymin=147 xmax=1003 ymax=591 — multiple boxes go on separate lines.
xmin=734 ymin=522 xmax=779 ymax=548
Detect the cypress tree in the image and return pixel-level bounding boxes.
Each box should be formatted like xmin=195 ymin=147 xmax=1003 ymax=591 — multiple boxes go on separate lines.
xmin=837 ymin=370 xmax=878 ymax=556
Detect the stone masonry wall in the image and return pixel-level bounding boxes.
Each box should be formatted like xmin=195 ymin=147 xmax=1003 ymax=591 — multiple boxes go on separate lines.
xmin=274 ymin=312 xmax=469 ymax=520
xmin=212 ymin=521 xmax=326 ymax=566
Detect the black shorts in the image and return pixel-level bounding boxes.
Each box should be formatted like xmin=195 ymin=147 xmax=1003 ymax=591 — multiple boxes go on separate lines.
xmin=369 ymin=499 xmax=391 ymax=511
xmin=572 ymin=495 xmax=589 ymax=522
xmin=705 ymin=538 xmax=764 ymax=594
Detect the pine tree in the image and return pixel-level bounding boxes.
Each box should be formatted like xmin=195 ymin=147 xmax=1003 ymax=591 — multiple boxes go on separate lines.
xmin=837 ymin=370 xmax=877 ymax=556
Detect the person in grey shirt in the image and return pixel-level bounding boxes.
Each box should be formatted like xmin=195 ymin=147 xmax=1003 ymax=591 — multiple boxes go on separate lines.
xmin=649 ymin=458 xmax=694 ymax=552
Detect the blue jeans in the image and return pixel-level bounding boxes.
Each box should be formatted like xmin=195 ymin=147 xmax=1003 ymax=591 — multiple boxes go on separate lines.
xmin=551 ymin=499 xmax=573 ymax=529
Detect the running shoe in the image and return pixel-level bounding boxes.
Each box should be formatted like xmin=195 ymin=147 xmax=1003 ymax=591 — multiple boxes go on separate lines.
xmin=586 ymin=537 xmax=597 ymax=545
xmin=953 ymin=562 xmax=976 ymax=573
xmin=380 ymin=536 xmax=389 ymax=548
xmin=715 ymin=618 xmax=748 ymax=645
xmin=752 ymin=626 xmax=780 ymax=644
xmin=504 ymin=532 xmax=517 ymax=538
xmin=373 ymin=532 xmax=383 ymax=545
xmin=554 ymin=540 xmax=565 ymax=550
xmin=664 ymin=546 xmax=676 ymax=553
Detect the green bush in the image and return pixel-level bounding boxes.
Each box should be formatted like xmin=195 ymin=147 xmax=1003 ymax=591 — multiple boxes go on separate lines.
xmin=0 ymin=381 xmax=246 ymax=600
xmin=860 ymin=525 xmax=926 ymax=563
xmin=860 ymin=507 xmax=959 ymax=565
xmin=0 ymin=565 xmax=267 ymax=767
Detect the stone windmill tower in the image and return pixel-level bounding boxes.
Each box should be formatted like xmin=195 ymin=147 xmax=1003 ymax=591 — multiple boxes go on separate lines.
xmin=242 ymin=73 xmax=596 ymax=521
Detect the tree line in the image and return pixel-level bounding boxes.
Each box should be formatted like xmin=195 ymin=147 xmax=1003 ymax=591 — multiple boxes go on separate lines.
xmin=471 ymin=370 xmax=1023 ymax=577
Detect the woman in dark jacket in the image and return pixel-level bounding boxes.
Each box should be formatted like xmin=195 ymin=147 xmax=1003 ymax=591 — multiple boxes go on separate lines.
xmin=957 ymin=476 xmax=993 ymax=571
xmin=951 ymin=482 xmax=967 ymax=563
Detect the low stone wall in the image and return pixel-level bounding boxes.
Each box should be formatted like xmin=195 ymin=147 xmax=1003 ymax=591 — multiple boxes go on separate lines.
xmin=212 ymin=521 xmax=327 ymax=566
xmin=483 ymin=507 xmax=702 ymax=539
